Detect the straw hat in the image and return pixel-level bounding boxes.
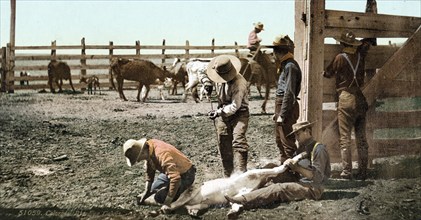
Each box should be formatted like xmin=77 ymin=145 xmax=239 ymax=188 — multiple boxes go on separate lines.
xmin=287 ymin=121 xmax=316 ymax=137
xmin=269 ymin=34 xmax=294 ymax=49
xmin=254 ymin=22 xmax=264 ymax=30
xmin=207 ymin=55 xmax=241 ymax=83
xmin=123 ymin=138 xmax=148 ymax=167
xmin=334 ymin=31 xmax=362 ymax=46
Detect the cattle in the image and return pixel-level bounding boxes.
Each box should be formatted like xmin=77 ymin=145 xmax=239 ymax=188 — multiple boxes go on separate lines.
xmin=47 ymin=60 xmax=75 ymax=93
xmin=167 ymin=58 xmax=188 ymax=95
xmin=110 ymin=58 xmax=171 ymax=102
xmin=141 ymin=153 xmax=307 ymax=217
xmin=19 ymin=71 xmax=30 ymax=86
xmin=80 ymin=75 xmax=100 ymax=95
xmin=173 ymin=58 xmax=212 ymax=103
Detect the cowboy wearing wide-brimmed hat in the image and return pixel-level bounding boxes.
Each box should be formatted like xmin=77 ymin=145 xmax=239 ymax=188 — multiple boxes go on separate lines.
xmin=224 ymin=120 xmax=331 ymax=216
xmin=334 ymin=31 xmax=362 ymax=47
xmin=287 ymin=121 xmax=316 ymax=137
xmin=269 ymin=34 xmax=302 ymax=165
xmin=206 ymin=55 xmax=250 ymax=177
xmin=248 ymin=21 xmax=264 ymax=52
xmin=323 ymin=30 xmax=371 ymax=180
xmin=123 ymin=138 xmax=196 ymax=212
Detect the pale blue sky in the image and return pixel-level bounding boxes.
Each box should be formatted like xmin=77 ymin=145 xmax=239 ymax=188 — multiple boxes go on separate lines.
xmin=0 ymin=0 xmax=420 ymax=48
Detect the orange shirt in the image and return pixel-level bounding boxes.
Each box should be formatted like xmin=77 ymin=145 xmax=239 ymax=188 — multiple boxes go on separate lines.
xmin=144 ymin=139 xmax=193 ymax=198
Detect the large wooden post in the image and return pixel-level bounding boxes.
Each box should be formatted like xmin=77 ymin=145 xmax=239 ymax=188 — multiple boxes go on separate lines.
xmin=80 ymin=37 xmax=87 ymax=78
xmin=108 ymin=41 xmax=115 ymax=90
xmin=8 ymin=0 xmax=16 ymax=93
xmin=1 ymin=47 xmax=6 ymax=92
xmin=295 ymin=0 xmax=325 ymax=139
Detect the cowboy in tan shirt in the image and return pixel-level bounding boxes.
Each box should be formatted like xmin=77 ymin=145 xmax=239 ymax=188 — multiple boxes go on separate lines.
xmin=123 ymin=138 xmax=196 ymax=211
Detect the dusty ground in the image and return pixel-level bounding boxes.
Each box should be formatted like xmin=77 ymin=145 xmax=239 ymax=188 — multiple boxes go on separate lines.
xmin=0 ymin=88 xmax=420 ymax=220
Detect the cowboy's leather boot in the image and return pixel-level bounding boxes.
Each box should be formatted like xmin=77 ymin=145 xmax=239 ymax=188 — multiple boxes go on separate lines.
xmin=234 ymin=151 xmax=248 ymax=173
xmin=219 ymin=136 xmax=234 ymax=177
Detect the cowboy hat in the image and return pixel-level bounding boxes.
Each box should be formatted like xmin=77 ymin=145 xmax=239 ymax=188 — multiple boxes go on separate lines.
xmin=287 ymin=121 xmax=316 ymax=137
xmin=207 ymin=55 xmax=241 ymax=83
xmin=123 ymin=138 xmax=148 ymax=167
xmin=268 ymin=34 xmax=295 ymax=49
xmin=334 ymin=31 xmax=362 ymax=46
xmin=253 ymin=22 xmax=264 ymax=30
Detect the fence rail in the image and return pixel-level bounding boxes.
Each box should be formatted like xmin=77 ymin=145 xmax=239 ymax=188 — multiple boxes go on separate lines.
xmin=1 ymin=38 xmax=268 ymax=92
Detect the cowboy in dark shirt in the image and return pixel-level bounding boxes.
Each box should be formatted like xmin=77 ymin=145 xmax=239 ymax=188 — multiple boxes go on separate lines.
xmin=269 ymin=35 xmax=302 ymax=164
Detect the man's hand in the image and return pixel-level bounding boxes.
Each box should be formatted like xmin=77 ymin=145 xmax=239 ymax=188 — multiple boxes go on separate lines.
xmin=204 ymin=84 xmax=213 ymax=95
xmin=284 ymin=158 xmax=298 ymax=171
xmin=136 ymin=191 xmax=151 ymax=206
xmin=161 ymin=205 xmax=172 ymax=214
xmin=208 ymin=110 xmax=219 ymax=120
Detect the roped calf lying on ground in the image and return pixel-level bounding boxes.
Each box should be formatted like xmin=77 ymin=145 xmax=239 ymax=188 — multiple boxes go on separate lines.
xmin=143 ymin=152 xmax=306 ymax=216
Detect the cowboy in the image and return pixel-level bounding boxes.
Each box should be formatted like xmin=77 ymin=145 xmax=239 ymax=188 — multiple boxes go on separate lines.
xmin=247 ymin=22 xmax=264 ymax=53
xmin=269 ymin=35 xmax=302 ymax=164
xmin=225 ymin=121 xmax=331 ymax=218
xmin=323 ymin=31 xmax=371 ymax=180
xmin=123 ymin=138 xmax=196 ymax=212
xmin=207 ymin=55 xmax=250 ymax=177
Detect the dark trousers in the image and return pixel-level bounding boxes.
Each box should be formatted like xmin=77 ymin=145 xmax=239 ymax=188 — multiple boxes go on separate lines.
xmin=337 ymin=90 xmax=369 ymax=175
xmin=275 ymin=96 xmax=299 ymax=163
xmin=216 ymin=109 xmax=250 ymax=177
xmin=240 ymin=182 xmax=323 ymax=209
xmin=151 ymin=165 xmax=196 ymax=203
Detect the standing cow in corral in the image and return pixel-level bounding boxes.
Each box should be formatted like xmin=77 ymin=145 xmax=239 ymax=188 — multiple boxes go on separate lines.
xmin=174 ymin=58 xmax=213 ymax=103
xmin=167 ymin=58 xmax=188 ymax=95
xmin=19 ymin=71 xmax=30 ymax=86
xmin=47 ymin=60 xmax=75 ymax=93
xmin=110 ymin=58 xmax=171 ymax=102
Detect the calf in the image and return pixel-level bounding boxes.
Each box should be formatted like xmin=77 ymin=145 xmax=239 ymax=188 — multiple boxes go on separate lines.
xmin=80 ymin=75 xmax=100 ymax=95
xmin=19 ymin=71 xmax=30 ymax=86
xmin=143 ymin=152 xmax=306 ymax=216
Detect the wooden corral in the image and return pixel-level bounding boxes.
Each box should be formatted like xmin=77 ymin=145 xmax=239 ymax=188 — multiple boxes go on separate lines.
xmin=0 ymin=39 xmax=262 ymax=92
xmin=295 ymin=0 xmax=421 ymax=163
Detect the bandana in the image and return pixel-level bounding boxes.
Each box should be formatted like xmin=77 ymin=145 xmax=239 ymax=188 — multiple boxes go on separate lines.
xmin=342 ymin=46 xmax=357 ymax=54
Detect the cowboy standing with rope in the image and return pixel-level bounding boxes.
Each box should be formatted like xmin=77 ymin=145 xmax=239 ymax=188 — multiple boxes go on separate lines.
xmin=269 ymin=35 xmax=302 ymax=165
xmin=207 ymin=55 xmax=250 ymax=178
xmin=323 ymin=31 xmax=371 ymax=180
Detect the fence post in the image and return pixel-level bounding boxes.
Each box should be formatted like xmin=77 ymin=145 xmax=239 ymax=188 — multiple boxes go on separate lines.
xmin=6 ymin=43 xmax=14 ymax=93
xmin=1 ymin=47 xmax=6 ymax=92
xmin=161 ymin=39 xmax=166 ymax=65
xmin=81 ymin=37 xmax=87 ymax=78
xmin=136 ymin=40 xmax=140 ymax=56
xmin=211 ymin=38 xmax=215 ymax=56
xmin=235 ymin=41 xmax=240 ymax=57
xmin=108 ymin=41 xmax=115 ymax=90
xmin=185 ymin=40 xmax=190 ymax=61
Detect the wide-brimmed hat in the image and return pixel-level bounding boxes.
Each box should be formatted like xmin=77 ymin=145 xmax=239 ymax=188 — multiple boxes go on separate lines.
xmin=123 ymin=138 xmax=148 ymax=167
xmin=334 ymin=31 xmax=362 ymax=46
xmin=268 ymin=34 xmax=294 ymax=49
xmin=287 ymin=121 xmax=316 ymax=137
xmin=253 ymin=22 xmax=264 ymax=30
xmin=207 ymin=55 xmax=241 ymax=83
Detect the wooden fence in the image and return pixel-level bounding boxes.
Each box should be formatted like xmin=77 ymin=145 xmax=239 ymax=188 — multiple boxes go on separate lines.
xmin=0 ymin=38 xmax=259 ymax=92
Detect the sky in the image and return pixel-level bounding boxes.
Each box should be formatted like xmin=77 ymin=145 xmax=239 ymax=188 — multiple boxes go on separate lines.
xmin=0 ymin=0 xmax=420 ymax=49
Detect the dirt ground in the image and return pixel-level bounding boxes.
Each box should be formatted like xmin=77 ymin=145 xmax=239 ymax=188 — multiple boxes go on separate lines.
xmin=0 ymin=88 xmax=420 ymax=220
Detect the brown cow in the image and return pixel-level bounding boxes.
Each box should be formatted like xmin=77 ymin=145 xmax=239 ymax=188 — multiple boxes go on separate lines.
xmin=47 ymin=60 xmax=75 ymax=93
xmin=110 ymin=58 xmax=170 ymax=102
